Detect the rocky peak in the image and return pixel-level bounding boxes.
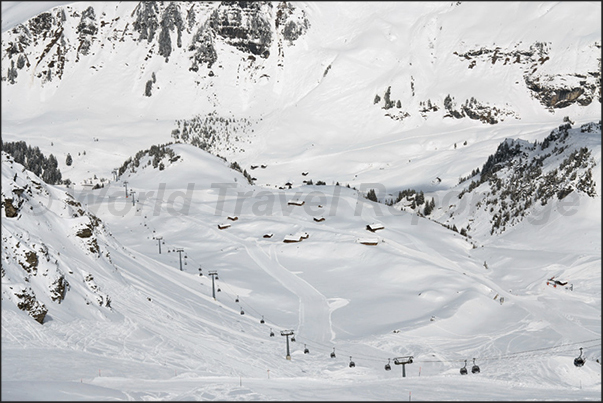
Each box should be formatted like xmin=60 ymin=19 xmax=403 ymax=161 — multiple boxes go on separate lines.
xmin=208 ymin=1 xmax=273 ymax=58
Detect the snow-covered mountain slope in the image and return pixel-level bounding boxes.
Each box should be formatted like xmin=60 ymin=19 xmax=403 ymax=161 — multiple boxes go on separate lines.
xmin=1 ymin=2 xmax=600 ymax=190
xmin=2 ymin=138 xmax=601 ymax=399
xmin=1 ymin=1 xmax=601 ymax=400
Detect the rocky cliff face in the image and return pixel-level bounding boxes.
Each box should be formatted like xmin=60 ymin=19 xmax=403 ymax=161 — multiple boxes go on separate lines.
xmin=453 ymin=41 xmax=601 ymax=111
xmin=2 ymin=1 xmax=310 ymax=85
xmin=1 ymin=152 xmax=115 ymax=324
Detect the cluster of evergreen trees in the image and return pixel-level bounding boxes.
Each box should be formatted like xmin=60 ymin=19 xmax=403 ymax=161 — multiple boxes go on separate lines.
xmin=374 ymin=86 xmax=402 ymax=110
xmin=171 ymin=111 xmax=254 ymax=156
xmin=117 ymin=143 xmax=178 ymax=178
xmin=1 ymin=140 xmax=63 ymax=185
xmin=365 ymin=187 xmax=436 ymax=216
xmin=229 ymin=161 xmax=255 ymax=185
xmin=456 ymin=124 xmax=597 ymax=235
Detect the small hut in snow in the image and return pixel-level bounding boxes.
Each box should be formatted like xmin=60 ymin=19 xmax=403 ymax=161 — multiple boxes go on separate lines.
xmin=283 ymin=234 xmax=303 ymax=243
xmin=366 ymin=223 xmax=385 ymax=232
xmin=357 ymin=237 xmax=379 ymax=245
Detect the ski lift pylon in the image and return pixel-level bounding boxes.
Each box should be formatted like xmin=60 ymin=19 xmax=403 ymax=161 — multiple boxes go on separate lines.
xmin=574 ymin=348 xmax=585 ymax=367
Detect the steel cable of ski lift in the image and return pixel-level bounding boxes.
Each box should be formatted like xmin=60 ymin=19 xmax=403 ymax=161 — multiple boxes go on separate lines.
xmin=151 ymin=236 xmax=602 ymax=370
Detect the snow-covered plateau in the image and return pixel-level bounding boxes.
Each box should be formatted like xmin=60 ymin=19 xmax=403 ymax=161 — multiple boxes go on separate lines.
xmin=1 ymin=1 xmax=601 ymax=400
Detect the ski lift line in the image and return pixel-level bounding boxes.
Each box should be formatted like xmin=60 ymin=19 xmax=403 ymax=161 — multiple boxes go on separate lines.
xmin=216 ymin=282 xmax=271 ymax=323
xmin=414 ymin=343 xmax=602 ymax=364
xmin=212 ymin=268 xmax=599 ymax=366
xmin=476 ymin=339 xmax=602 ymax=361
xmin=157 ymin=248 xmax=602 ymax=367
xmin=290 ymin=336 xmax=601 ymax=366
xmin=220 ymin=283 xmax=266 ymax=319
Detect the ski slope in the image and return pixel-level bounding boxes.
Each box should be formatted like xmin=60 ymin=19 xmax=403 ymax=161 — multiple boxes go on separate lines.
xmin=1 ymin=1 xmax=601 ymax=401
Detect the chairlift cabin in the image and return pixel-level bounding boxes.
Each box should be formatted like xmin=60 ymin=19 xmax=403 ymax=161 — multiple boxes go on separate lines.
xmin=260 ymin=315 xmax=265 ymax=324
xmin=574 ymin=348 xmax=585 ymax=367
xmin=217 ymin=287 xmax=221 ymax=292
xmin=240 ymin=308 xmax=244 ymax=315
xmin=235 ymin=295 xmax=239 ymax=303
xmin=471 ymin=358 xmax=480 ymax=373
xmin=385 ymin=358 xmax=392 ymax=371
xmin=460 ymin=360 xmax=468 ymax=375
xmin=304 ymin=344 xmax=309 ymax=354
xmin=269 ymin=328 xmax=275 ymax=337
xmin=349 ymin=356 xmax=355 ymax=368
xmin=291 ymin=335 xmax=296 ymax=342
xmin=330 ymin=348 xmax=336 ymax=358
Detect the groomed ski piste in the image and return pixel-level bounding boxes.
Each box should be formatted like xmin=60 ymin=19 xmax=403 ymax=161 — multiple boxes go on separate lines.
xmin=1 ymin=1 xmax=601 ymax=401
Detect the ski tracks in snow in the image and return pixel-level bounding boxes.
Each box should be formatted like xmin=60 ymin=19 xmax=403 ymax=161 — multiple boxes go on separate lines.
xmin=243 ymin=242 xmax=335 ymax=344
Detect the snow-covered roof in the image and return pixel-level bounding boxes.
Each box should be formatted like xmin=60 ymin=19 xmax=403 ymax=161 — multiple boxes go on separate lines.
xmin=366 ymin=223 xmax=385 ymax=231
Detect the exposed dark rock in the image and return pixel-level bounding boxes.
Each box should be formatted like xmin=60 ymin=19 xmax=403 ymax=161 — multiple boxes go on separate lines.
xmin=76 ymin=227 xmax=93 ymax=238
xmin=157 ymin=2 xmax=184 ymax=61
xmin=276 ymin=1 xmax=309 ymax=43
xmin=19 ymin=251 xmax=39 ymax=275
xmin=524 ymin=73 xmax=598 ymax=109
xmin=76 ymin=6 xmax=98 ymax=56
xmin=50 ymin=275 xmax=69 ymax=303
xmin=3 ymin=198 xmax=19 ymax=218
xmin=189 ymin=26 xmax=218 ymax=70
xmin=15 ymin=287 xmax=48 ymax=324
xmin=132 ymin=1 xmax=160 ymax=43
xmin=208 ymin=2 xmax=273 ymax=58
xmin=28 ymin=12 xmax=54 ymax=37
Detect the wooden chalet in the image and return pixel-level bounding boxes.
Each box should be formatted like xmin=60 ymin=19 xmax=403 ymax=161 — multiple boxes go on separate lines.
xmin=283 ymin=234 xmax=303 ymax=243
xmin=366 ymin=223 xmax=385 ymax=232
xmin=357 ymin=237 xmax=379 ymax=245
